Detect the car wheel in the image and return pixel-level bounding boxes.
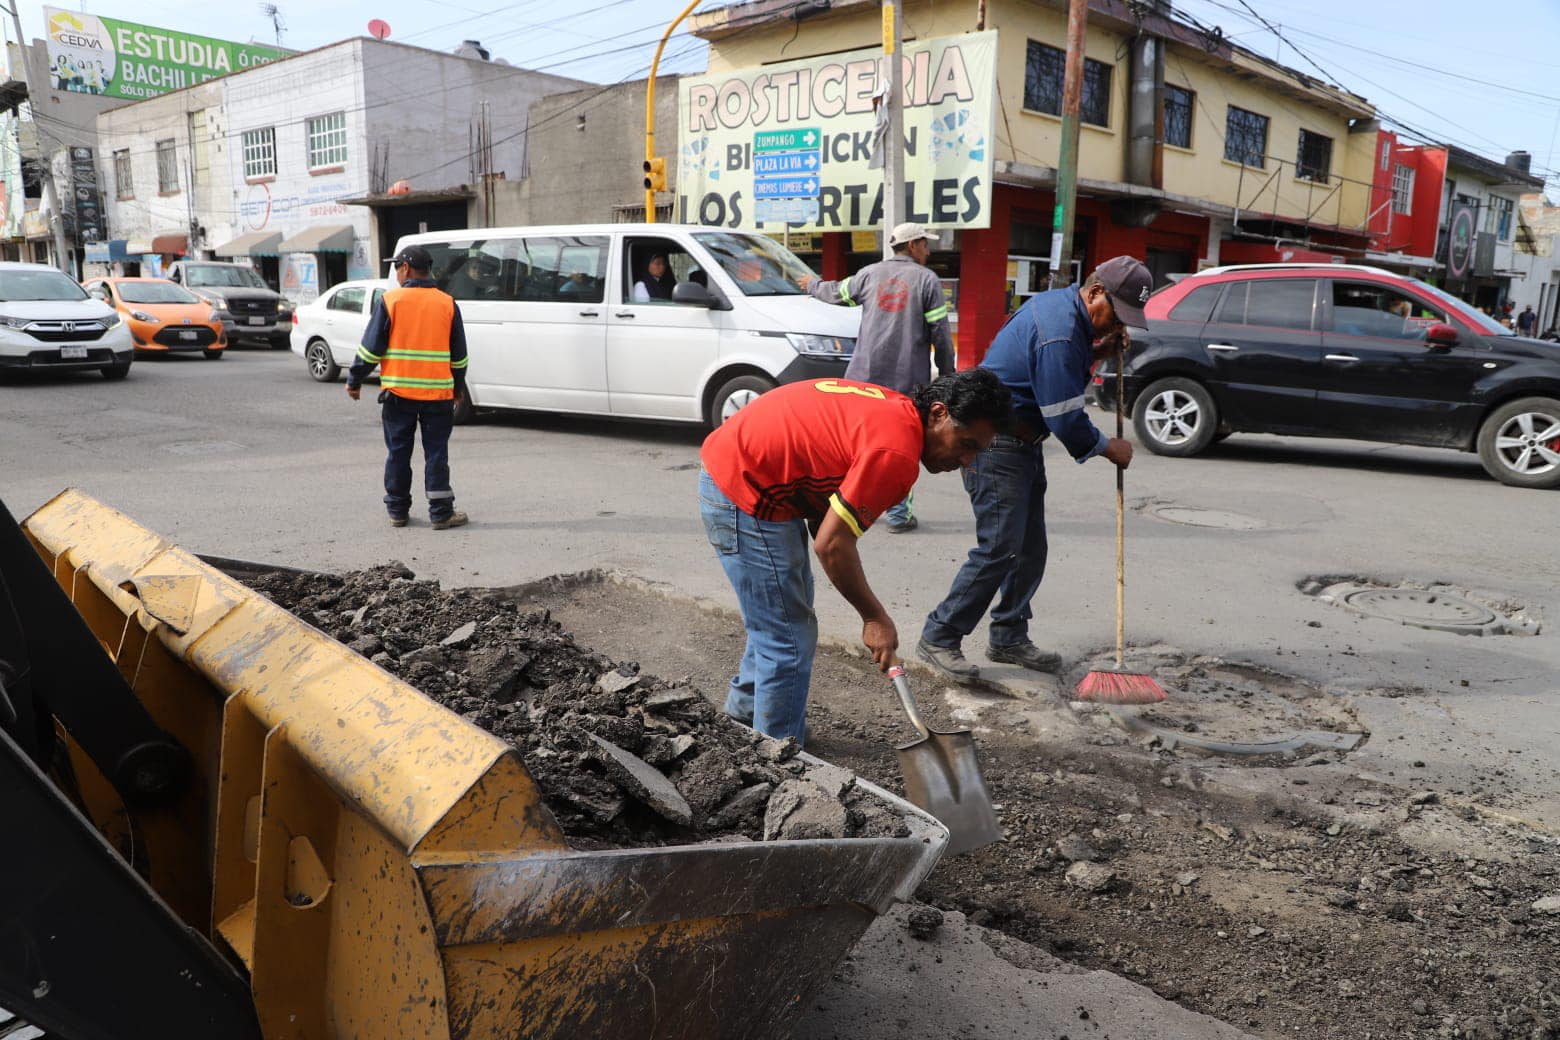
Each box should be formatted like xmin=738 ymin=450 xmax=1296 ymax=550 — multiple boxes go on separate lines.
xmin=1477 ymin=396 xmax=1560 ymax=489
xmin=305 ymin=339 xmax=340 ymax=382
xmin=1132 ymin=377 xmax=1218 ymax=457
xmin=453 ymin=393 xmax=477 ymax=425
xmin=707 ymin=374 xmax=776 ymax=429
xmin=203 ymin=348 xmax=224 ymax=360
xmin=102 ymin=358 xmax=131 ymax=380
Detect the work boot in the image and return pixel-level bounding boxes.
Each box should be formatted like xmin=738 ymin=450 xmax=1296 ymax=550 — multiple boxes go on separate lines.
xmin=431 ymin=511 xmax=469 ymax=531
xmin=884 ymin=516 xmax=918 ymax=534
xmin=986 ymin=640 xmax=1063 ymax=674
xmin=388 ymin=516 xmax=408 ymax=528
xmin=917 ymin=638 xmax=980 ymax=681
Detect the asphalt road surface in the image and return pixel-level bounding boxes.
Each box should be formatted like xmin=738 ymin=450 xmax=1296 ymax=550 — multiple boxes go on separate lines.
xmin=4 ymin=348 xmax=1557 ymax=825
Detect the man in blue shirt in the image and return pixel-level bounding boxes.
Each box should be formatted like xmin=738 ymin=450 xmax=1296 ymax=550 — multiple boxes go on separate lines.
xmin=919 ymin=256 xmax=1149 ymax=679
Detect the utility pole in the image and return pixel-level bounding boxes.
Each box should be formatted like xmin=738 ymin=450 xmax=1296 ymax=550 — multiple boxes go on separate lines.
xmin=1049 ymin=0 xmax=1087 ymax=288
xmin=881 ymin=0 xmax=904 ymax=258
xmin=643 ymin=0 xmax=702 ymax=223
xmin=3 ymin=2 xmax=72 ymax=274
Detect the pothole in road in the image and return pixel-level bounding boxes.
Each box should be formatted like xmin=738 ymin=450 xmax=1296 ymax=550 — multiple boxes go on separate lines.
xmin=1298 ymin=576 xmax=1541 ymax=636
xmin=1141 ymin=502 xmax=1268 ymax=531
xmin=1065 ymin=646 xmax=1370 ymax=760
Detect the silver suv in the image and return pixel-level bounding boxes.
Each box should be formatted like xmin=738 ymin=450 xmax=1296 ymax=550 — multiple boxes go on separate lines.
xmin=0 ymin=263 xmax=133 ymax=379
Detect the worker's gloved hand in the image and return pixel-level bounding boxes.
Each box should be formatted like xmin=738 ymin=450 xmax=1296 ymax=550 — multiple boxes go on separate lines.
xmin=1103 ymin=437 xmax=1133 ymax=469
xmin=862 ymin=615 xmax=899 ymax=673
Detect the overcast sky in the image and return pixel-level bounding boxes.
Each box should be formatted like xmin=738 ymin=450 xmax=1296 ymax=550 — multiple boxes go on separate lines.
xmin=19 ymin=0 xmax=1560 ymax=195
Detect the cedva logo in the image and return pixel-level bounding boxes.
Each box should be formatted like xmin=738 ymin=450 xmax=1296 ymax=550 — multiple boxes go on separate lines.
xmin=49 ymin=12 xmax=103 ymax=48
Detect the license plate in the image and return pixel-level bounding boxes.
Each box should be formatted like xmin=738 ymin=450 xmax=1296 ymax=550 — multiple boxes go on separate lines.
xmin=61 ymin=345 xmax=87 ymax=359
xmin=247 ymin=316 xmax=265 ymax=326
xmin=179 ymin=330 xmax=198 ymax=340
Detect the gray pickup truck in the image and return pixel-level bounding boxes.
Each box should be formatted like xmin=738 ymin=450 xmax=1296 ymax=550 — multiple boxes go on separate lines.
xmin=166 ymin=260 xmax=294 ymax=348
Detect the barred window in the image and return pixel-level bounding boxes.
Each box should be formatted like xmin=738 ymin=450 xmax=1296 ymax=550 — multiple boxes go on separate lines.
xmin=113 ymin=149 xmax=133 ymax=199
xmin=1223 ymin=106 xmax=1268 ymax=168
xmin=1024 ymin=41 xmax=1112 ymax=128
xmin=1487 ymin=195 xmax=1514 ymax=241
xmin=1163 ymin=85 xmax=1193 ymax=149
xmin=155 ymin=139 xmax=178 ymax=194
xmin=242 ymin=127 xmax=276 ymax=179
xmin=1296 ymin=129 xmax=1332 ymax=183
xmin=306 ymin=112 xmax=348 ymax=171
xmin=1391 ymin=164 xmax=1414 ymax=216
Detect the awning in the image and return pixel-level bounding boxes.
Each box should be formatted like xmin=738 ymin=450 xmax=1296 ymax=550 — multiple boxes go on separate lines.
xmin=151 ymin=232 xmax=188 ymax=255
xmin=126 ymin=237 xmax=154 ymax=254
xmin=277 ymin=224 xmax=355 ymax=253
xmin=84 ymin=239 xmax=129 ymax=262
xmin=212 ymin=230 xmax=283 ymax=258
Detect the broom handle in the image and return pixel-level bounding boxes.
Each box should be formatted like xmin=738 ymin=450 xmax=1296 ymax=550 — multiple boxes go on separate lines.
xmin=1114 ymin=351 xmax=1126 ymax=670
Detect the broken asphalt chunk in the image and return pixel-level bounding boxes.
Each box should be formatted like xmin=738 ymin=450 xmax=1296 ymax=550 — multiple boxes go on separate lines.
xmin=587 ymin=733 xmax=693 ymax=826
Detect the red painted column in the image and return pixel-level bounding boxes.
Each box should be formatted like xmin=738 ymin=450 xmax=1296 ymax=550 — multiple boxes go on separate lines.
xmin=821 ymin=232 xmax=849 ymax=281
xmin=956 ymin=185 xmax=1012 ymax=368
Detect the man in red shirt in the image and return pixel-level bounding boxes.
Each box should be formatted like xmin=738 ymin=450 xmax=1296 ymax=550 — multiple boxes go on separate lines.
xmin=699 ymin=369 xmax=1011 ymax=745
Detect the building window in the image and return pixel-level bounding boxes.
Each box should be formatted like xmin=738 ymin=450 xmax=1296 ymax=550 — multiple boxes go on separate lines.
xmin=1023 ymin=41 xmax=1112 ymax=128
xmin=1487 ymin=195 xmax=1514 ymax=241
xmin=1163 ymin=85 xmax=1193 ymax=149
xmin=113 ymin=149 xmax=133 ymax=199
xmin=155 ymin=139 xmax=179 ymax=194
xmin=242 ymin=127 xmax=276 ymax=180
xmin=306 ymin=112 xmax=348 ymax=171
xmin=1223 ymin=106 xmax=1268 ymax=168
xmin=1296 ymin=129 xmax=1332 ymax=183
xmin=1391 ymin=164 xmax=1414 ymax=216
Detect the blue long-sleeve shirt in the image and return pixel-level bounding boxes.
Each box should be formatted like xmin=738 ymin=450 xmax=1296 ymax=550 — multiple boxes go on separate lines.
xmin=347 ymin=278 xmax=469 ymax=395
xmin=980 ymin=287 xmax=1107 ymax=463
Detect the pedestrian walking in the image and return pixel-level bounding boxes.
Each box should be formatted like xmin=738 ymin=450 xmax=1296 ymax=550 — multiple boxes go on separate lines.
xmin=699 ymin=369 xmax=1012 ymax=745
xmin=1518 ymin=305 xmax=1536 ymax=335
xmin=346 ymin=245 xmax=471 ymax=530
xmin=919 ymin=256 xmax=1147 ymax=681
xmin=803 ymin=222 xmax=957 ymax=533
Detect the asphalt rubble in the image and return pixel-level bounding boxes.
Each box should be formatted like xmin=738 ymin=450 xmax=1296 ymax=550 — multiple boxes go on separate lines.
xmin=247 ymin=563 xmax=908 ymax=850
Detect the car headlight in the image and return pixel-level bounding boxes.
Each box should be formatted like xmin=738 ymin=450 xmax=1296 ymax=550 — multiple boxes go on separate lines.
xmin=786 ymin=332 xmax=854 ymax=357
xmin=205 ymin=294 xmax=226 ymax=308
xmin=209 ymin=310 xmax=222 ymax=323
xmin=0 ymin=314 xmax=29 ymax=329
xmin=102 ymin=313 xmax=123 ymax=328
xmin=129 ymin=310 xmax=159 ymax=323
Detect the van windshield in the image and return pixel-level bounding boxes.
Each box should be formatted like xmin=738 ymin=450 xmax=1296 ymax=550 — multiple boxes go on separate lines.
xmin=692 ymin=232 xmax=812 ymax=297
xmin=0 ymin=270 xmax=88 ymax=302
xmin=184 ymin=265 xmax=267 ymax=289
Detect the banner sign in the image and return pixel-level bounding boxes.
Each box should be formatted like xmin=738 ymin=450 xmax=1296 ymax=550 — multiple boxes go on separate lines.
xmin=1444 ymin=201 xmax=1476 ymax=282
xmin=0 ymin=113 xmax=21 ymax=239
xmin=45 ymin=7 xmax=289 ymax=101
xmin=677 ymin=30 xmax=996 ymax=232
xmin=68 ymin=145 xmax=104 ymax=243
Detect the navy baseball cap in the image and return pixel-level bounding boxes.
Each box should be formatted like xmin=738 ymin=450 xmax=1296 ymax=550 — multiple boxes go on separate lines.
xmin=388 ymin=245 xmax=432 ymax=270
xmin=1095 ymin=255 xmax=1153 ymax=328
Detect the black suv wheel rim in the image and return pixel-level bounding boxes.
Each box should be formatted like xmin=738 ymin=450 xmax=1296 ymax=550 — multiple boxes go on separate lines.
xmin=1143 ymin=389 xmax=1202 ymax=446
xmin=1495 ymin=408 xmax=1560 ymax=476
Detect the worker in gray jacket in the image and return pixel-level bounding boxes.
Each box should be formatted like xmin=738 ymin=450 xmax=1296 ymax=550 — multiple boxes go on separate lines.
xmin=804 ymin=222 xmax=955 ymax=532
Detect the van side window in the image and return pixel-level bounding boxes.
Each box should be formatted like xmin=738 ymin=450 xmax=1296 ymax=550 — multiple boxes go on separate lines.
xmin=520 ymin=236 xmax=609 ymax=303
xmin=435 ymin=239 xmax=516 ymax=302
xmin=624 ymin=238 xmax=699 ymax=305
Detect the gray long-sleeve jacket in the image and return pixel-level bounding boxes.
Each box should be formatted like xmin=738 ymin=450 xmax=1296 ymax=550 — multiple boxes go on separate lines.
xmin=808 ymin=253 xmax=955 ymax=394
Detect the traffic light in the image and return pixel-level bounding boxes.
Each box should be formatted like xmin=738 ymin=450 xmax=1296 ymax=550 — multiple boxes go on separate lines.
xmin=643 ymin=157 xmax=667 ymax=193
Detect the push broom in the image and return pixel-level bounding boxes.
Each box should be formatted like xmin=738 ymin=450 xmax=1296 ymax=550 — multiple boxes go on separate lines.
xmin=1075 ymin=344 xmax=1167 ymax=705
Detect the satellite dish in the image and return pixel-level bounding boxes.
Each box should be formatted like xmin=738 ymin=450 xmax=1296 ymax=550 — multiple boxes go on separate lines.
xmin=367 ymin=19 xmax=391 ymax=39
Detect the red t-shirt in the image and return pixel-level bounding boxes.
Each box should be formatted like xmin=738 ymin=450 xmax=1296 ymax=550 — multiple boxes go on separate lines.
xmin=701 ymin=378 xmax=923 ymax=535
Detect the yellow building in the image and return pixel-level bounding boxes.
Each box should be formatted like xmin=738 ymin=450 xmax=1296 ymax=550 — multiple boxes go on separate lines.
xmin=690 ymin=0 xmax=1385 ymax=360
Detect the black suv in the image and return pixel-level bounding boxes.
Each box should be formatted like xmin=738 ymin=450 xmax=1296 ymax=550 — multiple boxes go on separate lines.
xmin=1092 ymin=264 xmax=1560 ymax=489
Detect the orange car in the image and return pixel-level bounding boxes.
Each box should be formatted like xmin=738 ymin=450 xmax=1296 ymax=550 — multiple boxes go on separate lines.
xmin=82 ymin=276 xmax=226 ymax=359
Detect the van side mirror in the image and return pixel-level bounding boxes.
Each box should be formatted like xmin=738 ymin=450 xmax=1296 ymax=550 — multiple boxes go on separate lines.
xmin=1425 ymin=322 xmax=1459 ymax=348
xmin=672 ymin=281 xmax=731 ymax=311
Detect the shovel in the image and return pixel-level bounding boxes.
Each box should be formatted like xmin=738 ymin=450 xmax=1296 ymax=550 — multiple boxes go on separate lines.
xmin=888 ymin=664 xmax=1002 ymax=856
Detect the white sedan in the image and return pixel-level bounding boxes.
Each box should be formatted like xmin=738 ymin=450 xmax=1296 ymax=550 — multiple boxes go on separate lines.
xmin=289 ymin=278 xmax=396 ymax=382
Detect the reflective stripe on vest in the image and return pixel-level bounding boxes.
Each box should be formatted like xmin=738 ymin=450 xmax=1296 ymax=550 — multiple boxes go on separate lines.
xmin=379 ymin=286 xmax=456 ymax=400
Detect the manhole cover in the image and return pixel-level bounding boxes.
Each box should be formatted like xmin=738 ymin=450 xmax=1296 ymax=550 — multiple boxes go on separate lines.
xmin=1341 ymin=589 xmax=1497 ymax=632
xmin=1150 ymin=506 xmax=1266 ymax=531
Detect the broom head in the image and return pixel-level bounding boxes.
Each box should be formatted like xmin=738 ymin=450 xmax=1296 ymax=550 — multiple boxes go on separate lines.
xmin=1075 ymin=666 xmax=1168 ymax=705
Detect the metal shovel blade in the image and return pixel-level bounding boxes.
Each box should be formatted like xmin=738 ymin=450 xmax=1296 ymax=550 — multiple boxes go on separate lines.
xmin=889 ymin=668 xmax=1001 ymax=856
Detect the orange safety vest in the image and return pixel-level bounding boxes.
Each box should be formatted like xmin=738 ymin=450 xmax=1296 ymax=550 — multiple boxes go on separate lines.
xmin=371 ymin=286 xmax=458 ymax=401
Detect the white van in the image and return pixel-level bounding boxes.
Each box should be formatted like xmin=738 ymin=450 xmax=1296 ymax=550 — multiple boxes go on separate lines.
xmin=389 ymin=223 xmax=858 ymax=426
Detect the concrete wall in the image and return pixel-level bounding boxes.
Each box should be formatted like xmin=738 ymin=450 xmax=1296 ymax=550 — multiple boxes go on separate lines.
xmin=97 ymin=79 xmax=228 ymax=247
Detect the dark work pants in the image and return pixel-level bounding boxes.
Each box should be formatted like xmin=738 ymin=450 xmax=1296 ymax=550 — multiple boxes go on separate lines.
xmin=380 ymin=392 xmax=455 ymax=521
xmin=922 ymin=435 xmax=1049 ymax=650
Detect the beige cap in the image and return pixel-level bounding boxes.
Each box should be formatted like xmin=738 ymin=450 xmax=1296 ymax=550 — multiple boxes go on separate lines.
xmin=888 ymin=222 xmax=939 ymax=247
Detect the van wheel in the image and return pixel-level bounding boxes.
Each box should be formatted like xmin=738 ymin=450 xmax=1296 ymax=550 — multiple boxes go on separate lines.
xmin=708 ymin=374 xmax=776 ymax=428
xmin=1477 ymin=396 xmax=1560 ymax=489
xmin=1132 ymin=377 xmax=1218 ymax=457
xmin=453 ymin=393 xmax=477 ymax=425
xmin=305 ymin=339 xmax=340 ymax=382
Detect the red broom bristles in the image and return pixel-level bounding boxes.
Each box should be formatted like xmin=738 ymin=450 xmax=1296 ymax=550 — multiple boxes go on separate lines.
xmin=1074 ymin=667 xmax=1168 ymax=705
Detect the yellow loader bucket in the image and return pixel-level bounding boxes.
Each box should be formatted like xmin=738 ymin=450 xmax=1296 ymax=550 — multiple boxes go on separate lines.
xmin=19 ymin=490 xmax=946 ymax=1039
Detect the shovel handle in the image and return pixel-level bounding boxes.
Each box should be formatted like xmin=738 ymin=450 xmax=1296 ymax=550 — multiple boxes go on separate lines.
xmin=887 ymin=666 xmax=931 ymax=741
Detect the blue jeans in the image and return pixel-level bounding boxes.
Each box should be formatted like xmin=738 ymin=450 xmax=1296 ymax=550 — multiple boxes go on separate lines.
xmin=381 ymin=392 xmax=456 ymax=521
xmin=699 ymin=470 xmax=817 ymax=745
xmin=885 ymin=491 xmax=914 ymax=527
xmin=922 ymin=435 xmax=1049 ymax=649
